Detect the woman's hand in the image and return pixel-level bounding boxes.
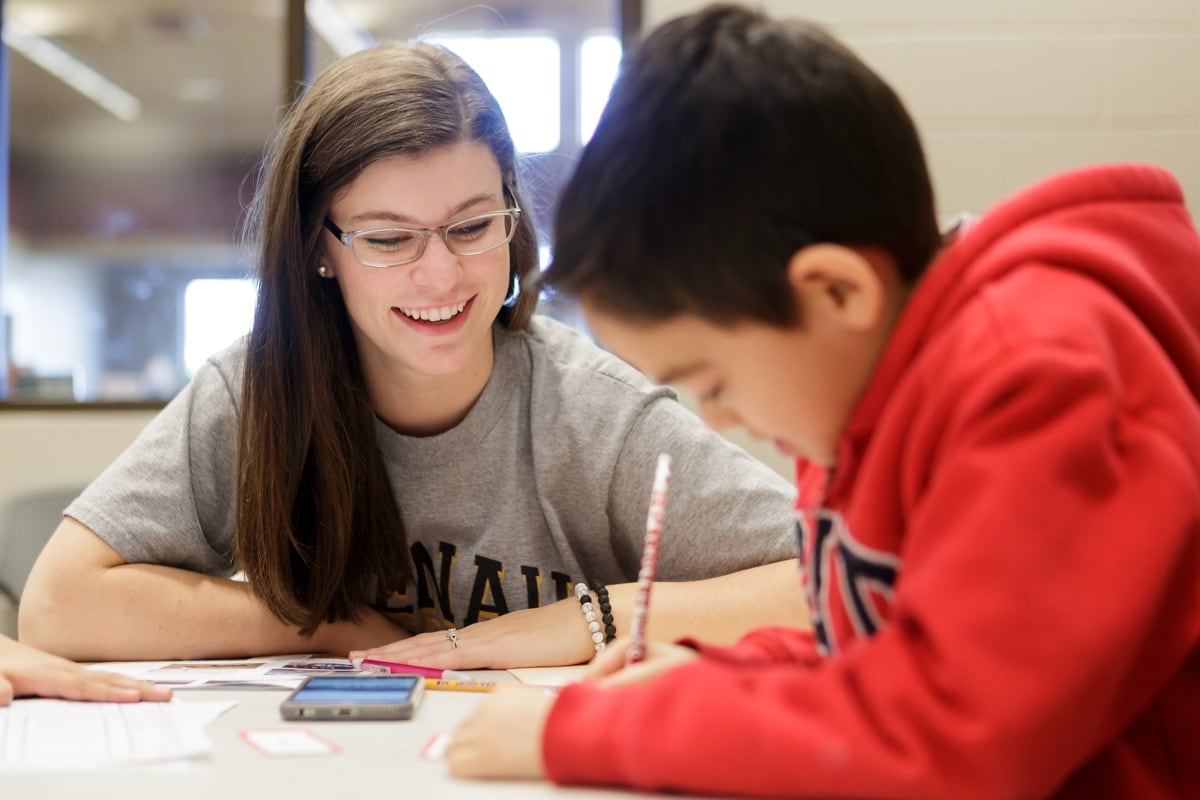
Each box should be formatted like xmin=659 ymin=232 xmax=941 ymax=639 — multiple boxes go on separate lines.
xmin=584 ymin=638 xmax=701 ymax=686
xmin=445 ymin=685 xmax=553 ymax=779
xmin=0 ymin=635 xmax=172 ymax=706
xmin=350 ymin=598 xmax=595 ymax=669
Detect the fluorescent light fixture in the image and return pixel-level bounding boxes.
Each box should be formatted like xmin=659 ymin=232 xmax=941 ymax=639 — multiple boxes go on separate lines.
xmin=306 ymin=0 xmax=374 ymax=58
xmin=2 ymin=18 xmax=141 ymax=121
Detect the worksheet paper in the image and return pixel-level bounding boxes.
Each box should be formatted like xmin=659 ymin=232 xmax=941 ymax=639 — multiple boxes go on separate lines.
xmin=0 ymin=698 xmax=234 ymax=773
xmin=508 ymin=665 xmax=587 ymax=687
xmin=90 ymin=656 xmax=360 ymax=689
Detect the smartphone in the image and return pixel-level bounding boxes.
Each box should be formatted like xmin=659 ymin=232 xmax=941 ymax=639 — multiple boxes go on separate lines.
xmin=279 ymin=675 xmax=424 ymax=721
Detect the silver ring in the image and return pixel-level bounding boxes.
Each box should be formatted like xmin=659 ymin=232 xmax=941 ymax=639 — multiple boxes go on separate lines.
xmin=446 ymin=627 xmax=459 ymax=650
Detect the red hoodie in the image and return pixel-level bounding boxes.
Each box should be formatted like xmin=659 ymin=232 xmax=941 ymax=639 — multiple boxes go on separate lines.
xmin=543 ymin=164 xmax=1200 ymax=799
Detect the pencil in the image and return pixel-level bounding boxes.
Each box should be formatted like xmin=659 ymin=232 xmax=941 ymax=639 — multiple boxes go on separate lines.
xmin=360 ymin=658 xmax=473 ymax=681
xmin=626 ymin=452 xmax=672 ymax=665
xmin=423 ymin=678 xmax=498 ymax=693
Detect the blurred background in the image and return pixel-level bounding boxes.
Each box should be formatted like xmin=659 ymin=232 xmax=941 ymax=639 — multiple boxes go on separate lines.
xmin=1 ymin=0 xmax=628 ymax=404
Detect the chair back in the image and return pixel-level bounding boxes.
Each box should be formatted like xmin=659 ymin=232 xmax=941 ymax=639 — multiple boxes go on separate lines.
xmin=0 ymin=485 xmax=83 ymax=600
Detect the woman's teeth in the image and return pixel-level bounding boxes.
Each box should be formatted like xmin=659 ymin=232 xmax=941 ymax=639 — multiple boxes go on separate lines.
xmin=400 ymin=301 xmax=467 ymax=322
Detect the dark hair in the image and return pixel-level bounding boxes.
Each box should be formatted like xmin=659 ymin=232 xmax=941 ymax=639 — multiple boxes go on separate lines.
xmin=236 ymin=42 xmax=539 ymax=634
xmin=543 ymin=4 xmax=939 ymax=325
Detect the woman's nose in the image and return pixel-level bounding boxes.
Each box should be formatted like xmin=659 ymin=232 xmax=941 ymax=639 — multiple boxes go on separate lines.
xmin=409 ymin=234 xmax=463 ymax=290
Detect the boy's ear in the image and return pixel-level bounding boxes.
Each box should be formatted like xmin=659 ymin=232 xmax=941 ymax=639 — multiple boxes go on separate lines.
xmin=786 ymin=244 xmax=886 ymax=331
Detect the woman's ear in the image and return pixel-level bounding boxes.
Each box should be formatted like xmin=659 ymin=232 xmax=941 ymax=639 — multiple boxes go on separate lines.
xmin=785 ymin=244 xmax=887 ymax=331
xmin=316 ymin=234 xmax=337 ymax=278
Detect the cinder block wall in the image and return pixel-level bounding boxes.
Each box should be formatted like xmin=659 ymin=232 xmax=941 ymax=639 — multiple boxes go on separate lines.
xmin=645 ymin=1 xmax=1200 ymax=221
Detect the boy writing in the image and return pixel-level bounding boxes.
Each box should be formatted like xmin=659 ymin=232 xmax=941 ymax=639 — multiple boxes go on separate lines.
xmin=446 ymin=4 xmax=1200 ymax=797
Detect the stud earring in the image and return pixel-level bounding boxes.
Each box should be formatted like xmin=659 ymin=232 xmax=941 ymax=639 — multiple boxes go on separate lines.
xmin=317 ymin=265 xmax=329 ymax=278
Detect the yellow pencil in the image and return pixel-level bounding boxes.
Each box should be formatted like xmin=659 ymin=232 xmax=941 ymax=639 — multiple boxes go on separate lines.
xmin=424 ymin=678 xmax=498 ymax=693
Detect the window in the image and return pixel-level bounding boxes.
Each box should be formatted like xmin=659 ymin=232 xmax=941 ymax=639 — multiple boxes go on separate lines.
xmin=2 ymin=0 xmax=281 ymax=402
xmin=182 ymin=278 xmax=257 ymax=376
xmin=426 ymin=34 xmax=562 ymax=154
xmin=580 ymin=33 xmax=622 ymax=144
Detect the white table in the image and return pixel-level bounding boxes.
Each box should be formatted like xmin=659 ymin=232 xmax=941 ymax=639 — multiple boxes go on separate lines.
xmin=3 ymin=672 xmax=696 ymax=799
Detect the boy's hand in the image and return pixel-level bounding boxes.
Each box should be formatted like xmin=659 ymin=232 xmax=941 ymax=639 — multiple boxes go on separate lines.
xmin=445 ymin=685 xmax=553 ymax=779
xmin=0 ymin=635 xmax=172 ymax=706
xmin=585 ymin=638 xmax=702 ymax=687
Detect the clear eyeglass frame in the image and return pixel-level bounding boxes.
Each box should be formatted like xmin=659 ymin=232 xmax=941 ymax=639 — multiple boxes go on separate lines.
xmin=323 ymin=207 xmax=522 ymax=268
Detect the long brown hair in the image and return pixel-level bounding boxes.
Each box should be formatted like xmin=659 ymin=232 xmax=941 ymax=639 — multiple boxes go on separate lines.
xmin=236 ymin=42 xmax=540 ymax=635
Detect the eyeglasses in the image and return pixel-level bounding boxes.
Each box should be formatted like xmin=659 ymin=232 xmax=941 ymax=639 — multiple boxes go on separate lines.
xmin=323 ymin=207 xmax=521 ymax=268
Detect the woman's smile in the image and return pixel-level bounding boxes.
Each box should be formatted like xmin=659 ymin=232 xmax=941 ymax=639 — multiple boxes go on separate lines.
xmin=391 ymin=295 xmax=476 ymax=336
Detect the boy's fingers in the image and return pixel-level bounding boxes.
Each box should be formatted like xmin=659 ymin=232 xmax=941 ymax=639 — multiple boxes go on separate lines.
xmin=583 ymin=641 xmax=631 ymax=680
xmin=0 ymin=675 xmax=13 ymax=706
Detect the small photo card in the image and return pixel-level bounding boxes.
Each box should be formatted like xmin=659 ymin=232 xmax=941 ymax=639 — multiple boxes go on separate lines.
xmin=240 ymin=728 xmax=340 ymax=757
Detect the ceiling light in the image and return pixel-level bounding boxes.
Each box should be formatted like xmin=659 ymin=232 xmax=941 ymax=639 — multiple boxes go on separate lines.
xmin=305 ymin=0 xmax=374 ymax=58
xmin=3 ymin=18 xmax=142 ymax=122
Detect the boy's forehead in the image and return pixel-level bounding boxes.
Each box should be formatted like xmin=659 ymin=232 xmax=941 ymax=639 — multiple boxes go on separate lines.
xmin=582 ymin=304 xmax=713 ymax=382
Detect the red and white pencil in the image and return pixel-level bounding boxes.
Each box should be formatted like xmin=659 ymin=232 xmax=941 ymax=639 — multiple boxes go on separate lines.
xmin=626 ymin=452 xmax=672 ymax=665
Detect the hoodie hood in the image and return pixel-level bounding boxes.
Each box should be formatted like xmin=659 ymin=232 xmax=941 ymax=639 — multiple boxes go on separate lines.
xmin=838 ymin=163 xmax=1200 ymax=478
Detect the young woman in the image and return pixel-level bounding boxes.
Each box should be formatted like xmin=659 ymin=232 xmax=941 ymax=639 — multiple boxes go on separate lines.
xmin=18 ymin=42 xmax=802 ymax=666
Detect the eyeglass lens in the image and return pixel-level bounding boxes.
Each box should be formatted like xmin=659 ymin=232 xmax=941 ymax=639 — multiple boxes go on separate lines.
xmin=352 ymin=211 xmax=516 ymax=266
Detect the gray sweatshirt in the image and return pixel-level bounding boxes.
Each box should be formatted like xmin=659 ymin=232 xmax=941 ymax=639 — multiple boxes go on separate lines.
xmin=67 ymin=316 xmax=797 ymax=631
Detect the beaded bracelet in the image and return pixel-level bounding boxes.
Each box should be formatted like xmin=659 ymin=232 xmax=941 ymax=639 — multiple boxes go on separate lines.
xmin=574 ymin=582 xmax=607 ymax=653
xmin=592 ymin=582 xmax=617 ymax=644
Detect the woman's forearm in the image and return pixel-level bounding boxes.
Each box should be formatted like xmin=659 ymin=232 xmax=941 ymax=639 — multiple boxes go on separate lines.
xmin=605 ymin=558 xmax=808 ymax=646
xmin=18 ymin=518 xmax=402 ymax=661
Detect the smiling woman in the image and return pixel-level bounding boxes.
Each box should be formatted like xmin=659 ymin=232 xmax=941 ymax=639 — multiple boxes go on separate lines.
xmin=17 ymin=39 xmax=805 ymax=670
xmin=0 ymin=0 xmax=630 ymax=403
xmin=319 ymin=143 xmax=526 ymax=433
